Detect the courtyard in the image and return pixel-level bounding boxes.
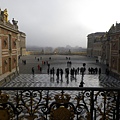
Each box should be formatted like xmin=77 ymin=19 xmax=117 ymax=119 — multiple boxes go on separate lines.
xmin=2 ymin=55 xmax=120 ymax=87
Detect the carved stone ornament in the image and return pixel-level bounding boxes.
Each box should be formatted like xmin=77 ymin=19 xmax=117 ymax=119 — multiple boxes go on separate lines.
xmin=14 ymin=58 xmax=16 ymax=62
xmin=112 ymin=57 xmax=115 ymax=63
xmin=4 ymin=39 xmax=7 ymax=46
xmin=13 ymin=41 xmax=16 ymax=46
xmin=4 ymin=59 xmax=8 ymax=64
xmin=112 ymin=43 xmax=116 ymax=47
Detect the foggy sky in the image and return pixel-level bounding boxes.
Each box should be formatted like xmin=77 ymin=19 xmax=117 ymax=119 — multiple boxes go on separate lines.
xmin=0 ymin=0 xmax=120 ymax=48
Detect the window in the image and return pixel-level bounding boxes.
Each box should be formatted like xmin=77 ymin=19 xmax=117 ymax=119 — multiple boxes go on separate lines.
xmin=8 ymin=34 xmax=11 ymax=51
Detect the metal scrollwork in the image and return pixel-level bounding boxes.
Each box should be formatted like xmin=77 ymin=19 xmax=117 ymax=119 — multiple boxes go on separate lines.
xmin=94 ymin=91 xmax=118 ymax=120
xmin=74 ymin=91 xmax=91 ymax=119
xmin=0 ymin=88 xmax=119 ymax=120
xmin=14 ymin=90 xmax=43 ymax=119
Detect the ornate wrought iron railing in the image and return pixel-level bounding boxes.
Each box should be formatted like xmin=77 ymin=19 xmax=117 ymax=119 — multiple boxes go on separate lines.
xmin=0 ymin=87 xmax=119 ymax=120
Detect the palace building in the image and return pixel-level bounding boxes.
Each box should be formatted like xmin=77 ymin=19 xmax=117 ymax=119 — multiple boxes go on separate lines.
xmin=107 ymin=23 xmax=120 ymax=77
xmin=87 ymin=23 xmax=120 ymax=79
xmin=87 ymin=32 xmax=105 ymax=58
xmin=18 ymin=31 xmax=26 ymax=57
xmin=0 ymin=9 xmax=26 ymax=83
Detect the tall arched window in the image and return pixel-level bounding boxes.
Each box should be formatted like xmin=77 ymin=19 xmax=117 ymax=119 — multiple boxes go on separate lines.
xmin=8 ymin=34 xmax=11 ymax=51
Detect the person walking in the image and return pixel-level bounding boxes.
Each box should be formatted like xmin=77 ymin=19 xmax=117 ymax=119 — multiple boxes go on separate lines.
xmin=32 ymin=67 xmax=35 ymax=76
xmin=38 ymin=64 xmax=40 ymax=70
xmin=40 ymin=67 xmax=42 ymax=73
xmin=60 ymin=69 xmax=63 ymax=80
xmin=52 ymin=67 xmax=55 ymax=78
xmin=56 ymin=68 xmax=60 ymax=79
xmin=47 ymin=68 xmax=50 ymax=75
xmin=99 ymin=68 xmax=101 ymax=75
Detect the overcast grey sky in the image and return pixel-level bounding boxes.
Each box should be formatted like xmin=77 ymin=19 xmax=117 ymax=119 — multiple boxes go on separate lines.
xmin=0 ymin=0 xmax=120 ymax=48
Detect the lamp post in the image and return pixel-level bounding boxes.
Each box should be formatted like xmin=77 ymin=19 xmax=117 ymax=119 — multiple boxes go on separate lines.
xmin=79 ymin=63 xmax=86 ymax=87
xmin=79 ymin=72 xmax=85 ymax=87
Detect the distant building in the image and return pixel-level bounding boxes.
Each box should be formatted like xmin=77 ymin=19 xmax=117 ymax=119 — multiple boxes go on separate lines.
xmin=93 ymin=36 xmax=102 ymax=58
xmin=87 ymin=32 xmax=105 ymax=58
xmin=44 ymin=47 xmax=53 ymax=54
xmin=0 ymin=9 xmax=26 ymax=83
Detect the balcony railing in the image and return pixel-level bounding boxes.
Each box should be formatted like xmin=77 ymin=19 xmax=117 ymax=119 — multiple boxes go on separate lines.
xmin=0 ymin=87 xmax=119 ymax=120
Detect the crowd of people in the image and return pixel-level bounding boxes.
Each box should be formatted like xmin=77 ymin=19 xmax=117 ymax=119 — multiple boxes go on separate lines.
xmin=88 ymin=67 xmax=101 ymax=74
xmin=31 ymin=56 xmax=103 ymax=81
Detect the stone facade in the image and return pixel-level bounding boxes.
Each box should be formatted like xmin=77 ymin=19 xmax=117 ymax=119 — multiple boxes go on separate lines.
xmin=101 ymin=34 xmax=110 ymax=65
xmin=107 ymin=23 xmax=120 ymax=76
xmin=87 ymin=33 xmax=94 ymax=57
xmin=93 ymin=36 xmax=102 ymax=58
xmin=0 ymin=9 xmax=26 ymax=83
xmin=87 ymin=32 xmax=105 ymax=58
xmin=18 ymin=31 xmax=26 ymax=57
xmin=87 ymin=23 xmax=120 ymax=77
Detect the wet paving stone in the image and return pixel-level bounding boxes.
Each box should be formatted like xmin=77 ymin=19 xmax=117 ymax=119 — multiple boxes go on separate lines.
xmin=2 ymin=55 xmax=120 ymax=87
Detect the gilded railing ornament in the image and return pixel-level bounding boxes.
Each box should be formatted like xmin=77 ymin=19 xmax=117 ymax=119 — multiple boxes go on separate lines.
xmin=54 ymin=93 xmax=71 ymax=104
xmin=50 ymin=93 xmax=74 ymax=120
xmin=0 ymin=90 xmax=9 ymax=103
xmin=0 ymin=90 xmax=10 ymax=120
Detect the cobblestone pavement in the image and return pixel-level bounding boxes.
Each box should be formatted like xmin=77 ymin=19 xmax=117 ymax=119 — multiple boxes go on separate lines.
xmin=2 ymin=55 xmax=120 ymax=87
xmin=2 ymin=74 xmax=101 ymax=87
xmin=99 ymin=74 xmax=120 ymax=87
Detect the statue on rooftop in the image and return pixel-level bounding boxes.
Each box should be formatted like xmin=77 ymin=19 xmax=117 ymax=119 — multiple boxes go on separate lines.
xmin=0 ymin=9 xmax=4 ymax=21
xmin=3 ymin=9 xmax=8 ymax=22
xmin=12 ymin=18 xmax=18 ymax=29
xmin=12 ymin=18 xmax=18 ymax=25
